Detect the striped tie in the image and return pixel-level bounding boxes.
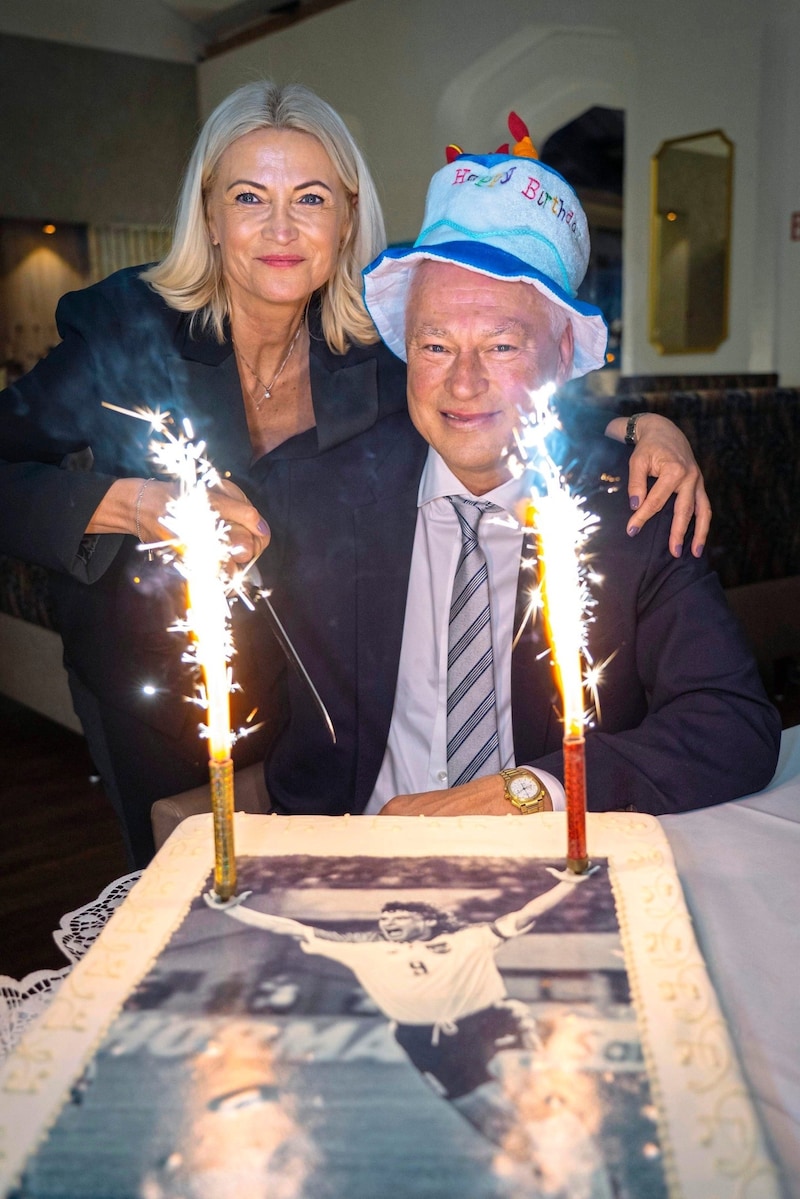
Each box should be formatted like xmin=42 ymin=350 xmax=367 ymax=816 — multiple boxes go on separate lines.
xmin=446 ymin=496 xmax=502 ymax=787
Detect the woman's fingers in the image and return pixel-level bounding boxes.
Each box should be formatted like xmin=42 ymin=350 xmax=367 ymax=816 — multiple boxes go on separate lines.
xmin=208 ymin=481 xmax=271 ymax=561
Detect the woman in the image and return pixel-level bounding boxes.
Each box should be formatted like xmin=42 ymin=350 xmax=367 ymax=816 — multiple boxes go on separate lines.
xmin=0 ymin=81 xmax=708 ymax=866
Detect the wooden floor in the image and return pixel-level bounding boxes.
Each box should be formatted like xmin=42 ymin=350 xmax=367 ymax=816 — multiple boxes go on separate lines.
xmin=0 ymin=694 xmax=128 ymax=981
xmin=2 ymin=669 xmax=799 ymax=985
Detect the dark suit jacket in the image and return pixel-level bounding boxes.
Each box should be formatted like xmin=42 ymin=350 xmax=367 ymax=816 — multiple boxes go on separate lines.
xmin=0 ymin=265 xmax=407 ymax=775
xmin=255 ymin=413 xmax=781 ymax=817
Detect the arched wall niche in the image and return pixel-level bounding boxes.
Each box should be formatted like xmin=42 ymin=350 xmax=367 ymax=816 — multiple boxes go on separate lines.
xmin=436 ymin=28 xmax=632 ymax=379
xmin=435 ymin=27 xmax=633 ymax=157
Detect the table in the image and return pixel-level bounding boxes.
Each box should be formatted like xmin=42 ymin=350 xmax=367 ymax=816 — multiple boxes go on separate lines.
xmin=662 ymin=724 xmax=800 ymax=1199
xmin=2 ymin=731 xmax=798 ymax=1196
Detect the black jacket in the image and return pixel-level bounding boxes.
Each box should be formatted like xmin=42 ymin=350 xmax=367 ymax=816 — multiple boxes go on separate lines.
xmin=0 ymin=265 xmax=406 ymax=757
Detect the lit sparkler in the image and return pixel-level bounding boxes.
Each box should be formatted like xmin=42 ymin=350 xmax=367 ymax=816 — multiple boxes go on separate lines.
xmin=511 ymin=384 xmax=600 ymax=873
xmin=163 ymin=443 xmax=238 ymax=898
xmin=104 ymin=402 xmax=243 ymax=898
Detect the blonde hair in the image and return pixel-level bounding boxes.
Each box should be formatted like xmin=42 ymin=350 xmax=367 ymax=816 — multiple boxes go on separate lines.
xmin=143 ymin=81 xmax=386 ymax=352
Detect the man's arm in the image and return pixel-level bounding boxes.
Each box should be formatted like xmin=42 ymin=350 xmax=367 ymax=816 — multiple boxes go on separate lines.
xmin=203 ymin=891 xmax=313 ymax=940
xmin=381 ymin=498 xmax=780 ymax=820
xmin=494 ymin=867 xmax=596 ymax=937
xmin=527 ymin=505 xmax=781 ymax=814
xmin=381 ymin=774 xmax=513 ymax=817
xmin=550 ymin=445 xmax=778 ymax=813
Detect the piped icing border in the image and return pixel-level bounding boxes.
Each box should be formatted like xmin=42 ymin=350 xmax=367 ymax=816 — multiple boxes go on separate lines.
xmin=0 ymin=812 xmax=781 ymax=1197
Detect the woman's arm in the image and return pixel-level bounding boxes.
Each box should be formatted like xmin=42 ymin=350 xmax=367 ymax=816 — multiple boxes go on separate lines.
xmin=1 ymin=275 xmax=270 ymax=574
xmin=87 ymin=476 xmax=271 ymax=562
xmin=604 ymin=413 xmax=711 ymax=559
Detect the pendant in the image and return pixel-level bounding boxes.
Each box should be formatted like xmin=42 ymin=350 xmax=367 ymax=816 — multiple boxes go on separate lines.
xmin=263 ymin=388 xmax=271 ymax=400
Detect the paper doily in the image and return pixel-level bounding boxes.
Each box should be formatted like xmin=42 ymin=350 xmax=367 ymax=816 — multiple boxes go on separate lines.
xmin=0 ymin=871 xmax=141 ymax=1059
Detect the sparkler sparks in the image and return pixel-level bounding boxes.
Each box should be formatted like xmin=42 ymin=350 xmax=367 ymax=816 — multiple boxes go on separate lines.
xmin=164 ymin=468 xmax=234 ymax=763
xmin=108 ymin=402 xmax=256 ymax=898
xmin=510 ymin=383 xmax=604 ymax=872
xmin=101 ymin=400 xmax=173 ymax=438
xmin=105 ymin=403 xmax=261 ymax=748
xmin=510 ymin=383 xmax=602 ymax=737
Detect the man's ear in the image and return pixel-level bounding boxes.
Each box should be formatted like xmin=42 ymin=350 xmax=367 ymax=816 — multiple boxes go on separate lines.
xmin=556 ymin=320 xmax=574 ymax=386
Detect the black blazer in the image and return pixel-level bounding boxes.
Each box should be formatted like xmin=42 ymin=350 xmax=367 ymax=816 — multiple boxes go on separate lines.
xmin=0 ymin=266 xmax=407 ymax=751
xmin=256 ymin=416 xmax=780 ymax=818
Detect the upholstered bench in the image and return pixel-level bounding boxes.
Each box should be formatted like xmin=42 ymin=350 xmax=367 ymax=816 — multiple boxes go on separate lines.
xmin=150 ymin=760 xmax=271 ymax=851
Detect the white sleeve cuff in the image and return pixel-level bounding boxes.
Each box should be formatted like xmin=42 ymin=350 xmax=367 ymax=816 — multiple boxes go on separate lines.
xmin=535 ymin=768 xmax=566 ymax=811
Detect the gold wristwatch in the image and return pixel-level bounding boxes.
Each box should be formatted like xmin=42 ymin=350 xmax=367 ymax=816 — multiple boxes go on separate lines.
xmin=499 ymin=766 xmax=552 ymax=814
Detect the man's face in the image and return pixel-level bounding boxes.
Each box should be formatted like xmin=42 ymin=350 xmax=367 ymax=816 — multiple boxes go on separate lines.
xmin=405 ymin=262 xmax=573 ymax=495
xmin=378 ymin=908 xmax=437 ymax=942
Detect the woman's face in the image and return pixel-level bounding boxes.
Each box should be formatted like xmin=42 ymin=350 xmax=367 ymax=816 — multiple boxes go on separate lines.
xmin=206 ymin=127 xmax=352 ymax=315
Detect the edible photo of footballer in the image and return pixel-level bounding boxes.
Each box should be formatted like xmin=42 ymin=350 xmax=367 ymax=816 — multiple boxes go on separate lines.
xmin=17 ymin=857 xmax=669 ymax=1199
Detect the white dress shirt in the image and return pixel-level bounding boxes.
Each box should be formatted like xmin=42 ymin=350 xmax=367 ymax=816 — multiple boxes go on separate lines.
xmin=365 ymin=446 xmax=566 ymax=814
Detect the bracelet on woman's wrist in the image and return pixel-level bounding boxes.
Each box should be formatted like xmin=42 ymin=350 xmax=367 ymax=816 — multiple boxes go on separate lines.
xmin=134 ymin=477 xmax=156 ymax=544
xmin=624 ymin=412 xmax=646 ymax=446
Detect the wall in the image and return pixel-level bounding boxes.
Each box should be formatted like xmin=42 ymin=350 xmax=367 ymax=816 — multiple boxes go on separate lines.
xmin=0 ymin=33 xmax=199 ymax=227
xmin=196 ymin=0 xmax=798 ymax=382
xmin=621 ymin=5 xmax=762 ymax=379
xmin=0 ymin=220 xmax=88 ymax=375
xmin=0 ymin=0 xmax=199 ymax=63
xmin=758 ymin=7 xmax=800 ymax=387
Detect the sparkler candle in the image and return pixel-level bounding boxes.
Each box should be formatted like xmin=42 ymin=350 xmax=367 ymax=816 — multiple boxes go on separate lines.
xmin=102 ymin=403 xmax=239 ymax=899
xmin=176 ymin=477 xmax=237 ymax=900
xmin=529 ymin=491 xmax=589 ymax=873
xmin=516 ymin=387 xmax=596 ymax=874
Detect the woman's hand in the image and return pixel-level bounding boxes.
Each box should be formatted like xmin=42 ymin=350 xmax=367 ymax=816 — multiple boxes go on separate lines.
xmin=208 ymin=478 xmax=271 ymax=561
xmin=86 ymin=476 xmax=270 ymax=563
xmin=605 ymin=413 xmax=711 ymax=558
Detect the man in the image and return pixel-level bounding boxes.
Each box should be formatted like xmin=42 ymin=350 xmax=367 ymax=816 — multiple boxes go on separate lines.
xmin=253 ymin=134 xmax=779 ymax=821
xmin=206 ymin=866 xmax=611 ymax=1193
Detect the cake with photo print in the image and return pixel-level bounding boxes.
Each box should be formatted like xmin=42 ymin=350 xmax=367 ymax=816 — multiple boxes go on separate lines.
xmin=0 ymin=812 xmax=781 ymax=1199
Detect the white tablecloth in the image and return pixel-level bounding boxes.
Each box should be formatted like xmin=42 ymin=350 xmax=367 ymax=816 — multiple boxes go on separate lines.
xmin=662 ymin=724 xmax=800 ymax=1199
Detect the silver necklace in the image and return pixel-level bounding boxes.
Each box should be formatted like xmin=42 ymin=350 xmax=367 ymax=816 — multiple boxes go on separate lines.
xmin=236 ymin=318 xmax=304 ymax=404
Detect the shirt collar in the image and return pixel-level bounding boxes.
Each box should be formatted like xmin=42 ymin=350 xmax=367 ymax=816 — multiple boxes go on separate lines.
xmin=418 ymin=446 xmax=530 ymax=517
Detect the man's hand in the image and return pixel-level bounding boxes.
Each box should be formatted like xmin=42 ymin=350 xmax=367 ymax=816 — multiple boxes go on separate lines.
xmin=380 ymin=774 xmax=520 ymax=817
xmin=605 ymin=413 xmax=711 ymax=558
xmin=544 ymin=865 xmax=599 ymax=885
xmin=203 ymin=889 xmax=253 ymax=911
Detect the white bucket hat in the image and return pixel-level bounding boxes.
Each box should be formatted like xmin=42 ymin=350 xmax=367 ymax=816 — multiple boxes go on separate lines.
xmin=363 ymin=118 xmax=608 ymax=380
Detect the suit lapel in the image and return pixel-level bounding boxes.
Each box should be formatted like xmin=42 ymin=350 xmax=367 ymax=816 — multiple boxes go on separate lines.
xmin=164 ymin=344 xmax=254 ymax=479
xmin=511 ymin=530 xmax=562 ymax=761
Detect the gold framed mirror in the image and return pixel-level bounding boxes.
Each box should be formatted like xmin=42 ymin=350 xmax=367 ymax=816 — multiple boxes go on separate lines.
xmin=649 ymin=130 xmax=733 ymax=354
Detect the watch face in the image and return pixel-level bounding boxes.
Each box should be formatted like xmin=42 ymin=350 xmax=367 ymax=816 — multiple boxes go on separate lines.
xmin=509 ymin=773 xmax=541 ymax=800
